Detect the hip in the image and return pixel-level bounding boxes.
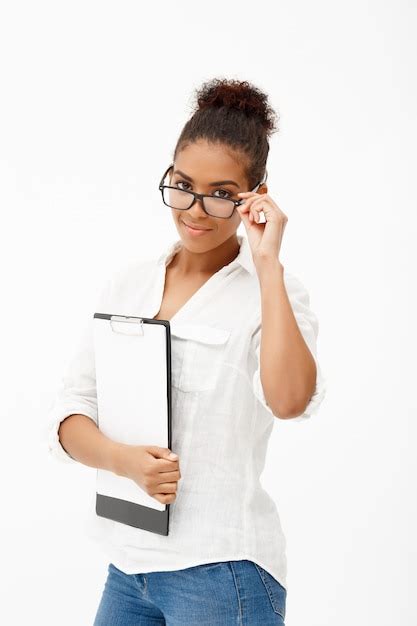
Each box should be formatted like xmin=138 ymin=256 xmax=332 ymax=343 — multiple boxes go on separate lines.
xmin=93 ymin=558 xmax=287 ymax=625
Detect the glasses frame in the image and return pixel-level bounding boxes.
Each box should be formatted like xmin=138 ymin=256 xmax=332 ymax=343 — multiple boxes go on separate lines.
xmin=158 ymin=163 xmax=268 ymax=219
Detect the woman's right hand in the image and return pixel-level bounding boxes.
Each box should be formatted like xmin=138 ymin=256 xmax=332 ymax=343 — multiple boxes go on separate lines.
xmin=113 ymin=444 xmax=181 ymax=505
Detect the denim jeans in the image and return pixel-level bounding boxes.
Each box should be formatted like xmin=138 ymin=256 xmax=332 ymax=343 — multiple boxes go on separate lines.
xmin=93 ymin=559 xmax=287 ymax=625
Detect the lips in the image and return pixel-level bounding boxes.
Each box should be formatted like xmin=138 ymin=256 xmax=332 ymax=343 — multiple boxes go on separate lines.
xmin=181 ymin=219 xmax=212 ymax=231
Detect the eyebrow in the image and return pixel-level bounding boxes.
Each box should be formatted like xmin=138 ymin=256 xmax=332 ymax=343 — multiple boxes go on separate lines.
xmin=173 ymin=169 xmax=239 ymax=188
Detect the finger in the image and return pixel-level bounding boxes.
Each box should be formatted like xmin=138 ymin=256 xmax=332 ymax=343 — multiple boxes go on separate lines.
xmin=236 ymin=198 xmax=252 ymax=215
xmin=246 ymin=198 xmax=267 ymax=223
xmin=237 ymin=191 xmax=259 ymax=198
xmin=236 ymin=201 xmax=252 ymax=229
xmin=237 ymin=196 xmax=261 ymax=221
xmin=238 ymin=199 xmax=263 ymax=226
xmin=240 ymin=193 xmax=272 ymax=221
xmin=152 ymin=459 xmax=180 ymax=472
xmin=249 ymin=197 xmax=277 ymax=222
xmin=157 ymin=469 xmax=181 ymax=480
xmin=250 ymin=195 xmax=282 ymax=215
xmin=153 ymin=482 xmax=177 ymax=494
xmin=237 ymin=192 xmax=261 ymax=210
xmin=154 ymin=493 xmax=176 ymax=504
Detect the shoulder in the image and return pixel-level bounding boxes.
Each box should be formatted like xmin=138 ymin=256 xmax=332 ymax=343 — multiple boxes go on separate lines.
xmin=96 ymin=255 xmax=159 ymax=307
xmin=110 ymin=257 xmax=157 ymax=288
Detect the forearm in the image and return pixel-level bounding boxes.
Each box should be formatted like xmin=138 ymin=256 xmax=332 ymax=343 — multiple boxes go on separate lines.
xmin=58 ymin=414 xmax=128 ymax=475
xmin=256 ymin=259 xmax=317 ymax=418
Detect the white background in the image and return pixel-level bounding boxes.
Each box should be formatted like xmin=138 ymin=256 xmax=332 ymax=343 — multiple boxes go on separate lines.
xmin=0 ymin=1 xmax=415 ymax=624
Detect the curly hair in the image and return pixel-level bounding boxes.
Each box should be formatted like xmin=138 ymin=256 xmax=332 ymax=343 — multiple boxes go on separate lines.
xmin=172 ymin=77 xmax=280 ymax=189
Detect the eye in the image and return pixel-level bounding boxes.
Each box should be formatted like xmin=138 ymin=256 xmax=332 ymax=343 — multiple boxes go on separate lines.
xmin=174 ymin=180 xmax=233 ymax=199
xmin=175 ymin=180 xmax=191 ymax=191
xmin=213 ymin=189 xmax=233 ymax=199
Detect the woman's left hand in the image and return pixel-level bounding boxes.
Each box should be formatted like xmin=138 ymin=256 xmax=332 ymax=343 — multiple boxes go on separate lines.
xmin=236 ymin=191 xmax=288 ymax=267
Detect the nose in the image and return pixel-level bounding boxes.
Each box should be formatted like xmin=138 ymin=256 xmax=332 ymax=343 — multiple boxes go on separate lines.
xmin=189 ymin=195 xmax=207 ymax=216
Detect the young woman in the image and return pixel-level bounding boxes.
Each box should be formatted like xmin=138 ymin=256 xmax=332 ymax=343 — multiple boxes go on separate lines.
xmin=47 ymin=77 xmax=326 ymax=625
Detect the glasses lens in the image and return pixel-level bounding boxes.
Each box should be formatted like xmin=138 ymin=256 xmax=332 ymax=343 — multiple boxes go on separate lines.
xmin=163 ymin=187 xmax=194 ymax=210
xmin=204 ymin=196 xmax=235 ymax=218
xmin=162 ymin=186 xmax=235 ymax=218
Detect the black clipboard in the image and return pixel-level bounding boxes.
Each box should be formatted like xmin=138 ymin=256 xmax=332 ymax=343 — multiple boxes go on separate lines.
xmin=92 ymin=313 xmax=172 ymax=536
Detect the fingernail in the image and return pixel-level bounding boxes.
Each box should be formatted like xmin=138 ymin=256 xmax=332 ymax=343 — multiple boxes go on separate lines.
xmin=169 ymin=452 xmax=178 ymax=460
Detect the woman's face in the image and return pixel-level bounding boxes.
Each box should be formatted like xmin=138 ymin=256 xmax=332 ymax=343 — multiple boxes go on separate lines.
xmin=168 ymin=140 xmax=249 ymax=253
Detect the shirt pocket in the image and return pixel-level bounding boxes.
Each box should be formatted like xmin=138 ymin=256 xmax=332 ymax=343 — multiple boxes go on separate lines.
xmin=169 ymin=322 xmax=231 ymax=393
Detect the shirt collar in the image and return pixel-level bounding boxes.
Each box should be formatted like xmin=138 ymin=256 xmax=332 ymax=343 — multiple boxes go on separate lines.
xmin=157 ymin=233 xmax=255 ymax=276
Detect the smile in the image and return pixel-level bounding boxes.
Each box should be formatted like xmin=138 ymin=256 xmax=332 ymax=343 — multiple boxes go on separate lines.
xmin=181 ymin=219 xmax=213 ymax=235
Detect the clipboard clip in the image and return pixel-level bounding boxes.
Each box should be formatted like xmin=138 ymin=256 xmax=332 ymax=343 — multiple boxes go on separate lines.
xmin=110 ymin=315 xmax=144 ymax=336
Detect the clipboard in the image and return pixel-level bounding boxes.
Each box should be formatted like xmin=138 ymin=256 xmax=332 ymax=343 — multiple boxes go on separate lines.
xmin=92 ymin=313 xmax=172 ymax=536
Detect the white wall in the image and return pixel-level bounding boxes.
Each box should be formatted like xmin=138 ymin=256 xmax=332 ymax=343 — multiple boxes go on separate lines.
xmin=0 ymin=1 xmax=415 ymax=624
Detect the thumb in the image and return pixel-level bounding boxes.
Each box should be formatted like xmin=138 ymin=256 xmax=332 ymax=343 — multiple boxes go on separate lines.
xmin=147 ymin=446 xmax=178 ymax=461
xmin=236 ymin=202 xmax=252 ymax=232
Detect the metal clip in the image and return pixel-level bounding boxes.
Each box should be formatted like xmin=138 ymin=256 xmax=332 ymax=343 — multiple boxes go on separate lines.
xmin=110 ymin=315 xmax=144 ymax=336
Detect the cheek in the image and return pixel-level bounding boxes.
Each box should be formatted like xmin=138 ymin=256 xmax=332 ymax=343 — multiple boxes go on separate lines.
xmin=213 ymin=210 xmax=240 ymax=235
xmin=229 ymin=209 xmax=242 ymax=230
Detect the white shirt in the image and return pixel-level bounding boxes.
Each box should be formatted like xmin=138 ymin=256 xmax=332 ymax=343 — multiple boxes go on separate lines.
xmin=46 ymin=233 xmax=326 ymax=591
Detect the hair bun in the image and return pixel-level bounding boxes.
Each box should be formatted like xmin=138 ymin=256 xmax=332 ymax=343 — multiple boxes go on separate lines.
xmin=195 ymin=78 xmax=278 ymax=136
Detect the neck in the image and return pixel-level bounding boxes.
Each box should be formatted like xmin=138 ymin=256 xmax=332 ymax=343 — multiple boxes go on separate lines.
xmin=171 ymin=234 xmax=241 ymax=276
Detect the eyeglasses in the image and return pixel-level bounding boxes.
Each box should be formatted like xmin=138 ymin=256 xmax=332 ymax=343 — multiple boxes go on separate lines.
xmin=158 ymin=163 xmax=268 ymax=219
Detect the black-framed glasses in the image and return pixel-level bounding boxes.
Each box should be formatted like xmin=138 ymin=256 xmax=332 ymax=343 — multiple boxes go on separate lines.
xmin=158 ymin=163 xmax=268 ymax=219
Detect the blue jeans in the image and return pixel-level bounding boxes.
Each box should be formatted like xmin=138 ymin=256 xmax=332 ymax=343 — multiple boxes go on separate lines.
xmin=93 ymin=559 xmax=287 ymax=625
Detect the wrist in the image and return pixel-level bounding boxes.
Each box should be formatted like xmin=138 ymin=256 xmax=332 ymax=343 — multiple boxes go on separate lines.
xmin=254 ymin=255 xmax=284 ymax=281
xmin=109 ymin=441 xmax=129 ymax=477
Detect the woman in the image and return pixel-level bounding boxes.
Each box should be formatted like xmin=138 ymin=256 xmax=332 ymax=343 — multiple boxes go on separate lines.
xmin=47 ymin=77 xmax=326 ymax=625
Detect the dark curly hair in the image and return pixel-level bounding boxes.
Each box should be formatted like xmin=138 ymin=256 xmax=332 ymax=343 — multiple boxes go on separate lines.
xmin=172 ymin=77 xmax=280 ymax=190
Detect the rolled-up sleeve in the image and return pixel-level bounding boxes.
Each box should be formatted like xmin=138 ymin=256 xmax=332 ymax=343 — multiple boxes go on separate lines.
xmin=251 ymin=270 xmax=327 ymax=421
xmin=46 ymin=277 xmax=113 ymax=463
